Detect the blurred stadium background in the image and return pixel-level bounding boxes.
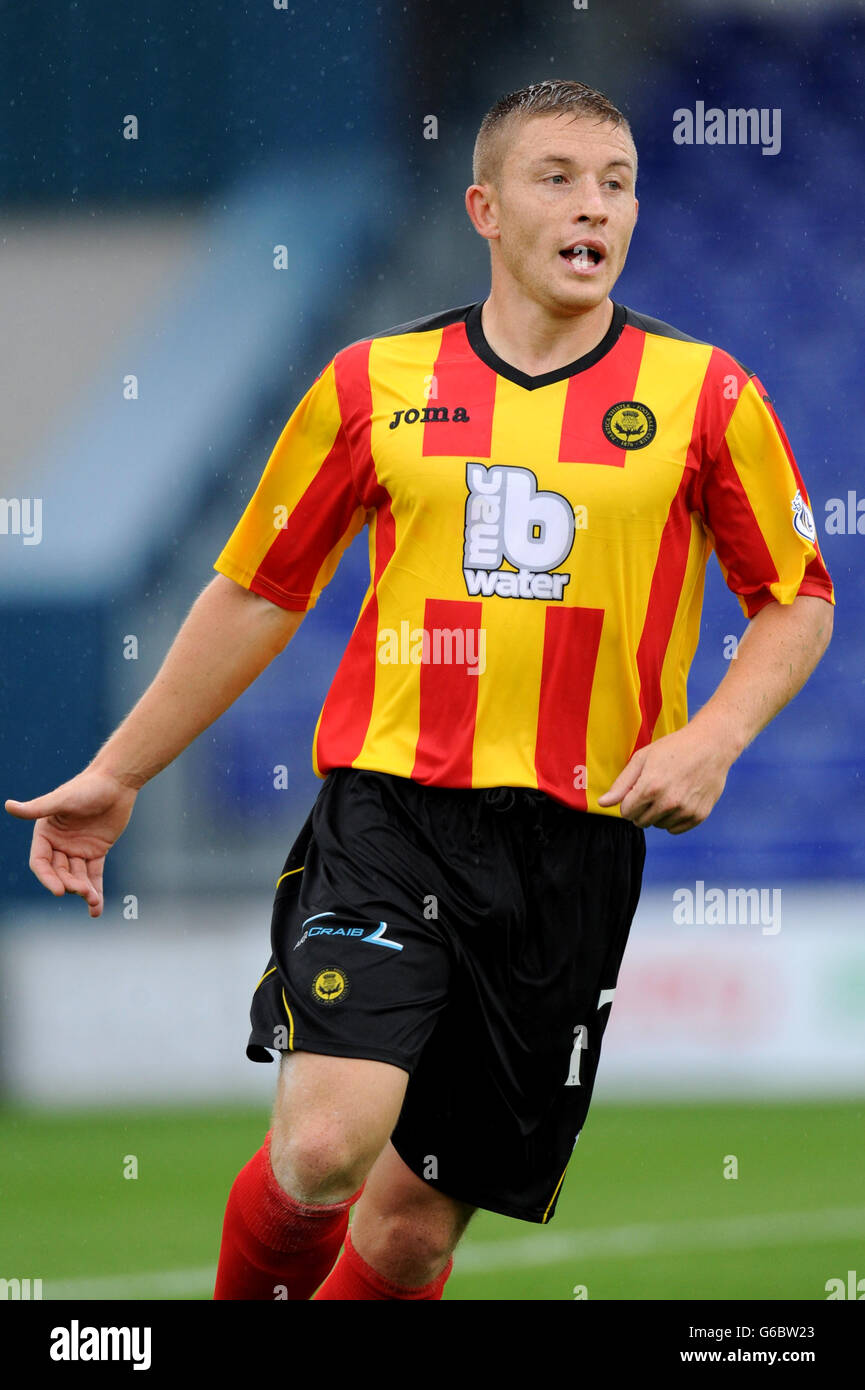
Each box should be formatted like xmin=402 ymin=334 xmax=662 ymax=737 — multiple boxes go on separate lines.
xmin=1 ymin=0 xmax=863 ymax=1301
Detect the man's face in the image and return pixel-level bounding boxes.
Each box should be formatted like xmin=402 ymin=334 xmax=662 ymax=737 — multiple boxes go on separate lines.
xmin=477 ymin=113 xmax=639 ymax=314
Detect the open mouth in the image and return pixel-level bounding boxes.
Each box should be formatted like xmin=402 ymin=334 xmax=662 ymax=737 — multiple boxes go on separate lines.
xmin=560 ymin=242 xmax=605 ymax=273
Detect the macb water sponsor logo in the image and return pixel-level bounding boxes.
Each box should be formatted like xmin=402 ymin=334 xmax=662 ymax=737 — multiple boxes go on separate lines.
xmin=462 ymin=463 xmax=585 ymax=601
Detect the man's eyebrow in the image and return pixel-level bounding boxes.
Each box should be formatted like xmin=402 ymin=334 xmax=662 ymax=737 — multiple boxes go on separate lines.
xmin=529 ymin=155 xmax=634 ymax=172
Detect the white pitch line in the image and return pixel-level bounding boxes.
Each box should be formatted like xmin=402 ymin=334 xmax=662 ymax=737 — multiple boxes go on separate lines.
xmin=455 ymin=1205 xmax=865 ymax=1274
xmin=40 ymin=1206 xmax=865 ymax=1299
xmin=46 ymin=1267 xmax=217 ymax=1300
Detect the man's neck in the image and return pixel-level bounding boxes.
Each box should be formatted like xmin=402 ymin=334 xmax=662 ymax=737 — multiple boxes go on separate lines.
xmin=480 ymin=291 xmax=614 ymax=378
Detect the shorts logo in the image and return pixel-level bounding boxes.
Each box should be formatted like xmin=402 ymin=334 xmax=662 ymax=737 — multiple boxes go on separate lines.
xmin=312 ymin=968 xmax=350 ymax=1005
xmin=361 ymin=920 xmax=403 ymax=952
xmin=293 ymin=913 xmax=403 ymax=953
xmin=294 ymin=910 xmax=344 ymax=951
xmin=602 ymin=401 xmax=657 ymax=450
xmin=463 ymin=463 xmax=577 ymax=601
xmin=791 ymin=488 xmax=816 ymax=542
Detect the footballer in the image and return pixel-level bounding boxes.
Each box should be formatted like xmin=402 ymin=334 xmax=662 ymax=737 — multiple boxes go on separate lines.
xmin=6 ymin=80 xmax=833 ymax=1301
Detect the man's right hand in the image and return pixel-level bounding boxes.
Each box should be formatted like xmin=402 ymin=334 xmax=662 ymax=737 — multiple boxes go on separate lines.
xmin=5 ymin=770 xmax=138 ymax=918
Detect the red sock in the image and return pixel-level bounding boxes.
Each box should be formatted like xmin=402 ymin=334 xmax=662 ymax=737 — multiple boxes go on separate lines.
xmin=312 ymin=1228 xmax=453 ymax=1301
xmin=213 ymin=1131 xmax=363 ymax=1300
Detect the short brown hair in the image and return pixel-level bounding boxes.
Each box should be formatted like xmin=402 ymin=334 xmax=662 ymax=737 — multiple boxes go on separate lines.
xmin=472 ymin=79 xmax=635 ymax=188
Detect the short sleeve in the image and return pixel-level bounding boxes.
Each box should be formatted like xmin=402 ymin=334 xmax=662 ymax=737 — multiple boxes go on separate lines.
xmin=213 ymin=359 xmax=367 ymax=611
xmin=696 ymin=374 xmax=834 ymax=618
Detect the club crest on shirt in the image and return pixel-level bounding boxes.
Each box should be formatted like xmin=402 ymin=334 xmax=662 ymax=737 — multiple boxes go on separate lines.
xmin=791 ymin=489 xmax=816 ymax=542
xmin=602 ymin=400 xmax=657 ymax=450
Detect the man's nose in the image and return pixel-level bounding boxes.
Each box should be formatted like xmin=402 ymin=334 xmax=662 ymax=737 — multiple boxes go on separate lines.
xmin=570 ymin=180 xmax=607 ymax=220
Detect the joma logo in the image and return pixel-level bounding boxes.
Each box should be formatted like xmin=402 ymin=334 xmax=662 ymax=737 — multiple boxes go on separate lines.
xmin=389 ymin=406 xmax=471 ymax=429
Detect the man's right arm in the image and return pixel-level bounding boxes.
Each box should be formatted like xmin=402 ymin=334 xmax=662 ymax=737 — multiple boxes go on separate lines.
xmin=5 ymin=573 xmax=305 ymax=914
xmin=90 ymin=573 xmax=304 ymax=788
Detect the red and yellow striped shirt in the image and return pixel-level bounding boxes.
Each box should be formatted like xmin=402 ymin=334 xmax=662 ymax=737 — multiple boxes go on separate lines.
xmin=214 ymin=300 xmax=834 ymax=815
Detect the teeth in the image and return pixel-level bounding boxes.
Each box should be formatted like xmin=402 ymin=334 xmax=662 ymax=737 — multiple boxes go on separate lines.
xmin=562 ymin=245 xmax=600 ymax=270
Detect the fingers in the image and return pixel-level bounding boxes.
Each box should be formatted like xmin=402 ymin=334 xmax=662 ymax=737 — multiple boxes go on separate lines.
xmin=31 ymin=847 xmax=103 ymax=914
xmin=617 ymin=777 xmax=686 ymax=829
xmin=86 ymin=863 xmax=105 ymax=918
xmin=598 ymin=750 xmax=646 ymax=808
xmin=653 ymin=811 xmax=699 ymax=835
xmin=29 ymin=850 xmax=67 ymax=897
xmin=617 ymin=768 xmax=659 ymax=825
xmin=622 ymin=792 xmax=703 ymax=833
xmin=604 ymin=741 xmax=716 ymax=831
xmin=29 ymin=827 xmax=69 ymax=897
xmin=56 ymin=853 xmax=93 ymax=897
xmin=620 ymin=793 xmax=659 ymax=828
xmin=620 ymin=785 xmax=679 ymax=829
xmin=55 ymin=853 xmax=101 ymax=908
xmin=5 ymin=791 xmax=65 ymax=821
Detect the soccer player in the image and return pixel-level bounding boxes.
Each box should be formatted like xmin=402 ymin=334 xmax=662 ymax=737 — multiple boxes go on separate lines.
xmin=6 ymin=80 xmax=834 ymax=1302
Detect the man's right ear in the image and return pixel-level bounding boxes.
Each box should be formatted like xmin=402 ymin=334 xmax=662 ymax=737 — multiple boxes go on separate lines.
xmin=464 ymin=184 xmax=500 ymax=242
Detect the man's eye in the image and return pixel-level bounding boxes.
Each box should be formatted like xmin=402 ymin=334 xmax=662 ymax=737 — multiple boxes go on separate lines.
xmin=546 ymin=174 xmax=566 ymax=184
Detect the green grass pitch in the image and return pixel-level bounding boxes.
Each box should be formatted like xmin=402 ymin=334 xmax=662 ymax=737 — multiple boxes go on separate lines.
xmin=1 ymin=1099 xmax=863 ymax=1301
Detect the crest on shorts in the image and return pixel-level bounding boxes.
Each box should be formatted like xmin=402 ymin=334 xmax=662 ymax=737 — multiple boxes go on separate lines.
xmin=311 ymin=967 xmax=350 ymax=1005
xmin=602 ymin=401 xmax=657 ymax=450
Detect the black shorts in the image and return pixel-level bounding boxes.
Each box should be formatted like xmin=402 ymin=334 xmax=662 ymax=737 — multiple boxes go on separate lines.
xmin=247 ymin=768 xmax=645 ymax=1224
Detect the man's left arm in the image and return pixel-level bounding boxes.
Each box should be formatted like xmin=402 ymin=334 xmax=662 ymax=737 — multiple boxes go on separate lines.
xmin=598 ymin=594 xmax=833 ymax=834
